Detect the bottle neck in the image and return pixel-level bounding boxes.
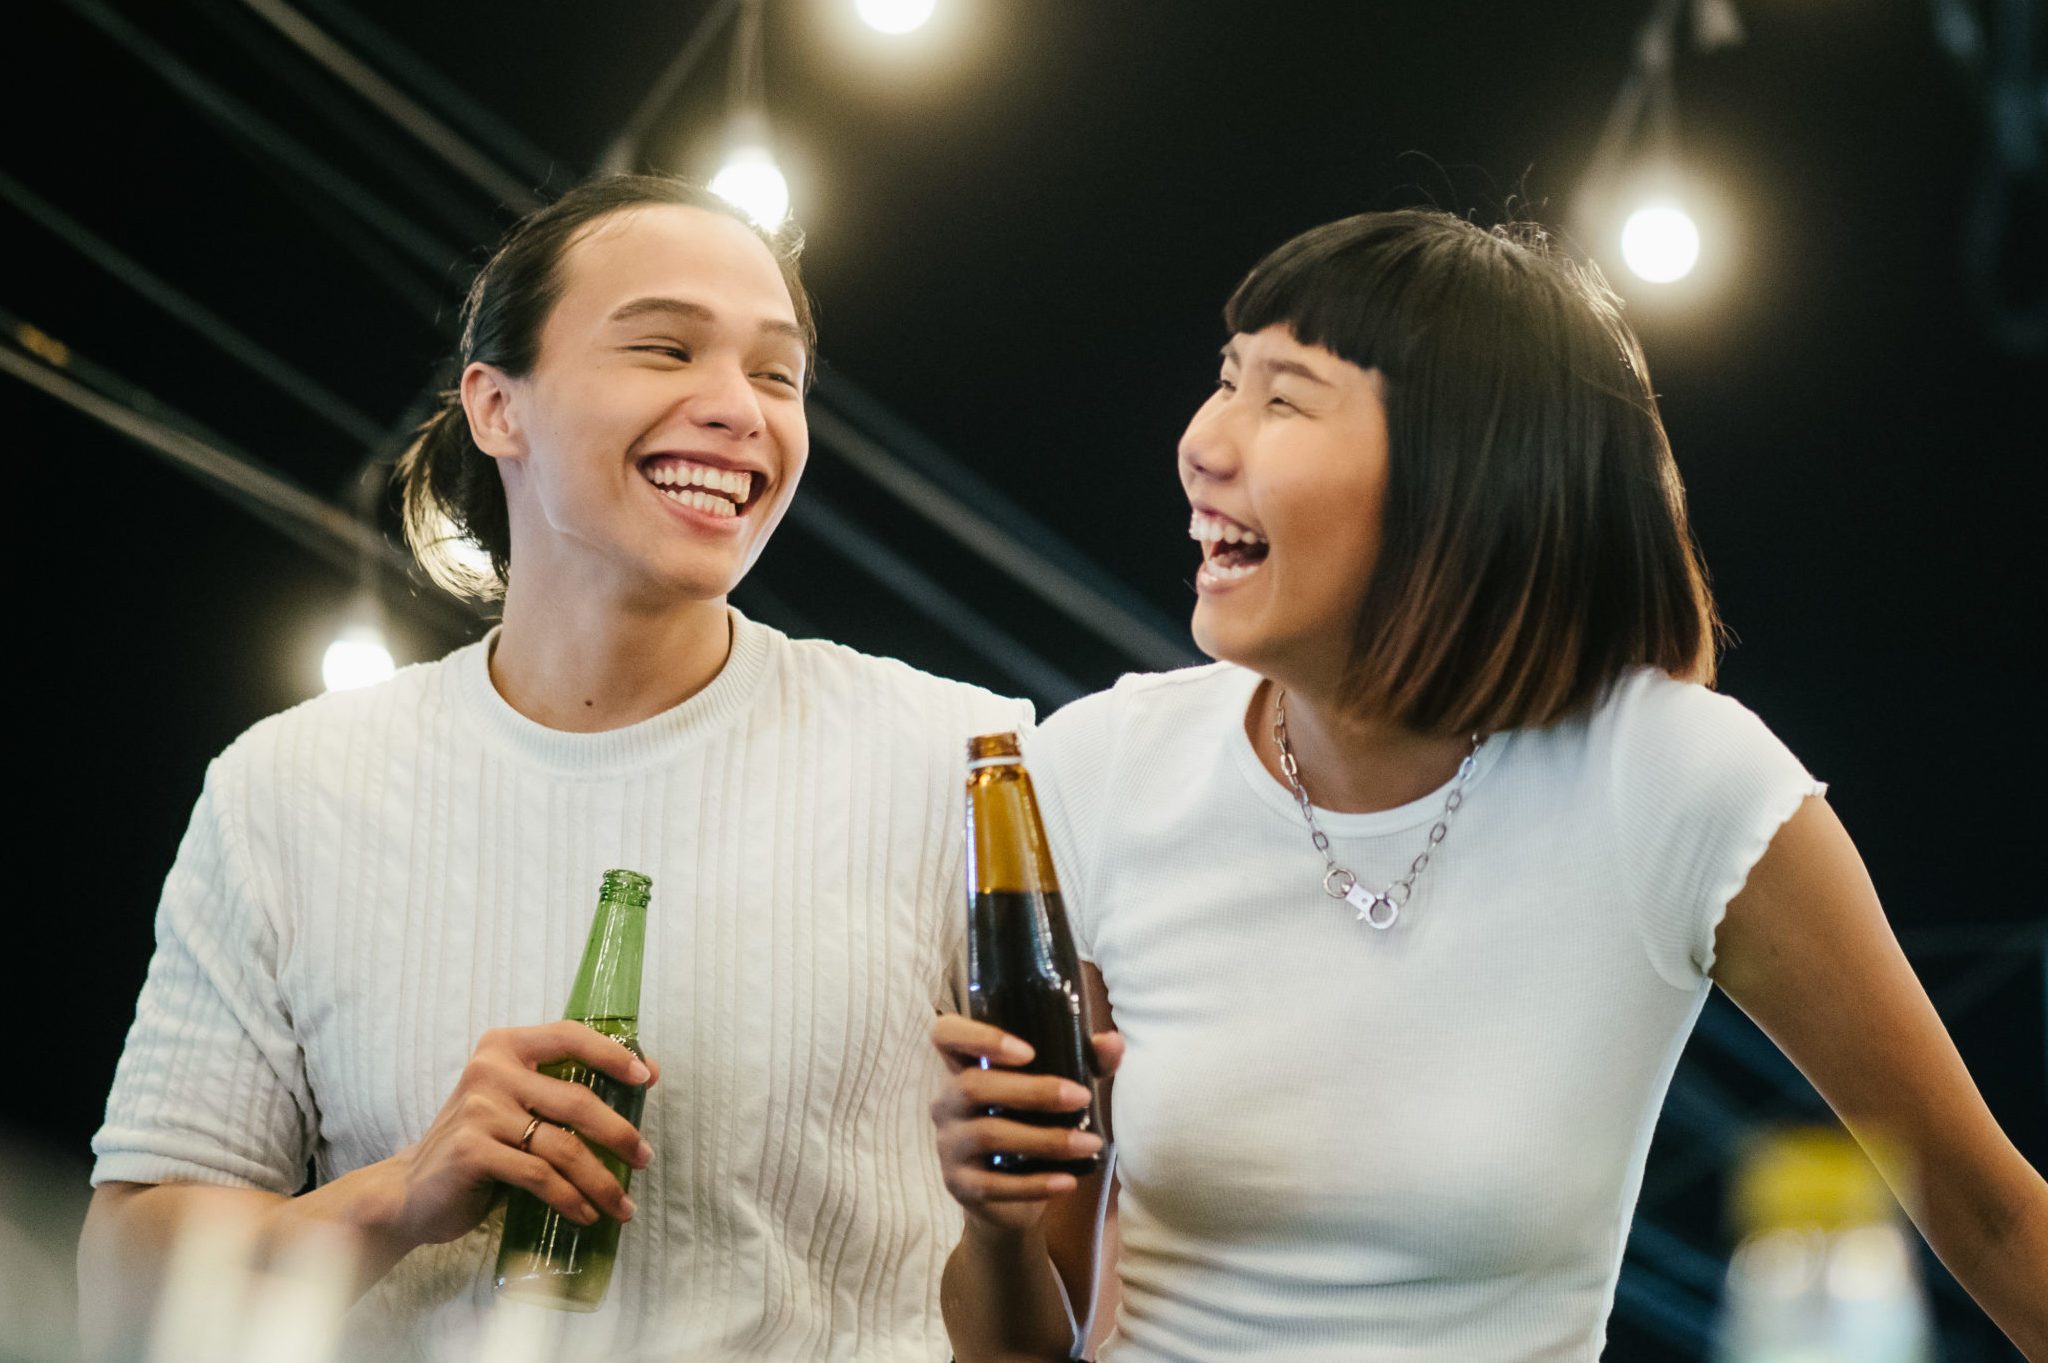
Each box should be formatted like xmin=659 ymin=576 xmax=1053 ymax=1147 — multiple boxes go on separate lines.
xmin=966 ymin=765 xmax=1062 ymax=896
xmin=563 ymin=896 xmax=647 ymax=1024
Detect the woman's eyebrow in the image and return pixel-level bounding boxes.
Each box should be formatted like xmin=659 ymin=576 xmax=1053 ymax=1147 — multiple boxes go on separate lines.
xmin=1218 ymin=341 xmax=1330 ymax=386
xmin=1257 ymin=357 xmax=1332 ymax=386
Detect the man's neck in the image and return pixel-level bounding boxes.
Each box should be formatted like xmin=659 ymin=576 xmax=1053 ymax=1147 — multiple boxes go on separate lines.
xmin=489 ymin=582 xmax=733 ymax=733
xmin=1245 ymin=676 xmax=1473 ymax=815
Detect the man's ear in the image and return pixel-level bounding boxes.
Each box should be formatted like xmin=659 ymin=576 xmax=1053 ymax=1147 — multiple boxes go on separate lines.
xmin=460 ymin=361 xmax=522 ymax=462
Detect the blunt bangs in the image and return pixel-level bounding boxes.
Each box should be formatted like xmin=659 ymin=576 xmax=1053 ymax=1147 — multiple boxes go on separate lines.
xmin=1223 ymin=214 xmax=1451 ymax=382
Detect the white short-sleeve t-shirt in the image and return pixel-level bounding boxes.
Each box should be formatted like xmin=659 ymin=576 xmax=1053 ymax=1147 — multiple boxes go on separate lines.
xmin=1025 ymin=663 xmax=1822 ymax=1363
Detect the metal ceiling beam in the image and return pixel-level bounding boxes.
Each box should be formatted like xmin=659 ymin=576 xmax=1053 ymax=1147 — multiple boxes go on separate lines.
xmin=234 ymin=0 xmax=543 ymax=212
xmin=786 ymin=496 xmax=1082 ymax=706
xmin=286 ymin=0 xmax=561 ymax=186
xmin=58 ymin=0 xmax=463 ymax=274
xmin=0 ymin=169 xmax=386 ymax=448
xmin=600 ymin=0 xmax=745 ymax=174
xmin=0 ymin=317 xmax=480 ymax=637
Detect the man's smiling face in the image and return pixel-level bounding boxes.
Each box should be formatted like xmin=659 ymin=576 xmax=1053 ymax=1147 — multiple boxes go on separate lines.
xmin=475 ymin=202 xmax=810 ymax=605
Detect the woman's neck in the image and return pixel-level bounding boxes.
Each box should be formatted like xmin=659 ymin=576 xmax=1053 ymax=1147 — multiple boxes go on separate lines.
xmin=489 ymin=579 xmax=733 ymax=733
xmin=1246 ymin=676 xmax=1474 ymax=815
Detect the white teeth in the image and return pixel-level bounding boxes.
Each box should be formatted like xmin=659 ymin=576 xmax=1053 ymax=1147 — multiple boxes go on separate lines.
xmin=685 ymin=465 xmax=750 ymax=500
xmin=655 ymin=485 xmax=738 ymax=518
xmin=1187 ymin=510 xmax=1266 ymax=545
xmin=1199 ymin=557 xmax=1264 ymax=583
xmin=645 ymin=460 xmax=754 ymax=506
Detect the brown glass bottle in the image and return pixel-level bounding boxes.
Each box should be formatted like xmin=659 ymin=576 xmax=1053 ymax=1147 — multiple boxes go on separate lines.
xmin=964 ymin=732 xmax=1104 ymax=1177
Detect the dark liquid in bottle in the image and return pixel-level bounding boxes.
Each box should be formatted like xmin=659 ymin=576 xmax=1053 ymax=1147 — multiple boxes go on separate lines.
xmin=968 ymin=889 xmax=1101 ymax=1177
xmin=494 ymin=1017 xmax=647 ymax=1311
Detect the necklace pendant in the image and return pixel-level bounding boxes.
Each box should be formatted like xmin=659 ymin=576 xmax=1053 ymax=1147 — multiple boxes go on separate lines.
xmin=1345 ymin=883 xmax=1400 ymax=931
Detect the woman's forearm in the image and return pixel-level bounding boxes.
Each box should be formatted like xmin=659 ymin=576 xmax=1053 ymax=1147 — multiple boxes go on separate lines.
xmin=1916 ymin=1162 xmax=2048 ymax=1362
xmin=941 ymin=1218 xmax=1079 ymax=1363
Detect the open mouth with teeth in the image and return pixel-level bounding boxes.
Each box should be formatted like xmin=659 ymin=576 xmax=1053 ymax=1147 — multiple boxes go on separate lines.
xmin=1190 ymin=509 xmax=1269 ymax=582
xmin=640 ymin=456 xmax=760 ymax=521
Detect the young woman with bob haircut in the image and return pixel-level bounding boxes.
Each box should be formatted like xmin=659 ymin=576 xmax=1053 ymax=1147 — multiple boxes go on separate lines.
xmin=82 ymin=175 xmax=1027 ymax=1363
xmin=931 ymin=209 xmax=2048 ymax=1361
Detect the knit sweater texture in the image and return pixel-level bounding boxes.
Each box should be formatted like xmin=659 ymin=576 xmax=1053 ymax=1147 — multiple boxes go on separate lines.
xmin=93 ymin=610 xmax=1031 ymax=1362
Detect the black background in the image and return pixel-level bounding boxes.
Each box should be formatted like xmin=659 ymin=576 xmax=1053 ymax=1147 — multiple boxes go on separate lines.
xmin=5 ymin=2 xmax=2043 ymax=1357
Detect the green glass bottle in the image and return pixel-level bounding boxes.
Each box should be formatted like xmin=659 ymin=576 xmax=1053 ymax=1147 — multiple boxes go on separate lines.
xmin=494 ymin=868 xmax=652 ymax=1312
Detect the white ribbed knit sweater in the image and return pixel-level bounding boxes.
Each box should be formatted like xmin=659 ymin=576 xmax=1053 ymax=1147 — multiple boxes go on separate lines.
xmin=92 ymin=610 xmax=1031 ymax=1362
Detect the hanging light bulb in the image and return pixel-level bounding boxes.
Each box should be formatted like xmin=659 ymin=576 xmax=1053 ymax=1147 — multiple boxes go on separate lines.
xmin=856 ymin=0 xmax=935 ymax=34
xmin=322 ymin=593 xmax=396 ymax=693
xmin=322 ymin=625 xmax=395 ymax=693
xmin=1621 ymin=201 xmax=1701 ymax=283
xmin=709 ymin=107 xmax=789 ymax=229
xmin=709 ymin=139 xmax=790 ymax=230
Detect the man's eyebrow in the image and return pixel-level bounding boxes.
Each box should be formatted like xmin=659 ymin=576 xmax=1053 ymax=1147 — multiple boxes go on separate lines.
xmin=608 ymin=296 xmax=805 ymax=346
xmin=609 ymin=297 xmax=713 ymax=325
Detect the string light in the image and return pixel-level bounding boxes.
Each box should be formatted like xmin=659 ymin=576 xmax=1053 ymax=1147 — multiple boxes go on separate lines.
xmin=322 ymin=622 xmax=396 ymax=692
xmin=856 ymin=0 xmax=935 ymax=34
xmin=323 ymin=586 xmax=396 ymax=693
xmin=1575 ymin=1 xmax=1742 ymax=294
xmin=709 ymin=3 xmax=790 ymax=229
xmin=710 ymin=126 xmax=790 ymax=229
xmin=1621 ymin=201 xmax=1701 ymax=283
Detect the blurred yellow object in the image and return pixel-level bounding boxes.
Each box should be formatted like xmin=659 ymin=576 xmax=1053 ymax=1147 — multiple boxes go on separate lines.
xmin=1713 ymin=1124 xmax=1932 ymax=1363
xmin=1731 ymin=1125 xmax=1897 ymax=1234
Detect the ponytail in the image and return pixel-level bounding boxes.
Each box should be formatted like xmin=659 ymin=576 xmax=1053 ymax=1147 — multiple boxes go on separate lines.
xmin=395 ymin=396 xmax=508 ymax=602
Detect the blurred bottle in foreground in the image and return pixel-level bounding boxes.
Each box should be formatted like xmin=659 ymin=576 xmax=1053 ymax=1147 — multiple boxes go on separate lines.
xmin=1713 ymin=1124 xmax=1934 ymax=1363
xmin=494 ymin=868 xmax=653 ymax=1313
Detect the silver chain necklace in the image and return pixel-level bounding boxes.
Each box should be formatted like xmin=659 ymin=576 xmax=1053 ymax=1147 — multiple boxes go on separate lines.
xmin=1270 ymin=687 xmax=1483 ymax=931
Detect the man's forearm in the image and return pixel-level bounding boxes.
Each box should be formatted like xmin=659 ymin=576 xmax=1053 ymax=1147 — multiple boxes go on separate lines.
xmin=78 ymin=1166 xmax=415 ymax=1363
xmin=940 ymin=1219 xmax=1079 ymax=1363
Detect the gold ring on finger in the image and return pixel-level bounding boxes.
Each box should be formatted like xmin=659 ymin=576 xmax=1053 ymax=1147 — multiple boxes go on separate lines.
xmin=517 ymin=1114 xmax=543 ymax=1153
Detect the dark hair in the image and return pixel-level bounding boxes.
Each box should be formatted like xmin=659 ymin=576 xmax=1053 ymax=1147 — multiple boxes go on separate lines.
xmin=1224 ymin=209 xmax=1718 ymax=735
xmin=396 ymin=175 xmax=816 ymax=599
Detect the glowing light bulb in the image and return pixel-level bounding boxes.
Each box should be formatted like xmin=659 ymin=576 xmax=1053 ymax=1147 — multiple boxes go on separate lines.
xmin=322 ymin=625 xmax=395 ymax=692
xmin=709 ymin=144 xmax=790 ymax=230
xmin=856 ymin=0 xmax=935 ymax=33
xmin=1621 ymin=203 xmax=1701 ymax=283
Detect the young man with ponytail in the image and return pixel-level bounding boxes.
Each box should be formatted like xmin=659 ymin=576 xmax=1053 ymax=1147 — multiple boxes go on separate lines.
xmin=80 ymin=177 xmax=1027 ymax=1362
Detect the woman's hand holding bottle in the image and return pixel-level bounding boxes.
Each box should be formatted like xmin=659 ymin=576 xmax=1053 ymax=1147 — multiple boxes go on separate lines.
xmin=930 ymin=1016 xmax=1122 ymax=1233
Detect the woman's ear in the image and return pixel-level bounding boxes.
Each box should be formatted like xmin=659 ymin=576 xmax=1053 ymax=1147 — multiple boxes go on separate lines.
xmin=460 ymin=361 xmax=522 ymax=462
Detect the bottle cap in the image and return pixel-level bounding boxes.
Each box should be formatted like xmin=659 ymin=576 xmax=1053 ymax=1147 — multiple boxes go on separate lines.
xmin=598 ymin=869 xmax=653 ymax=907
xmin=967 ymin=732 xmax=1023 ymax=762
xmin=1730 ymin=1125 xmax=1897 ymax=1234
